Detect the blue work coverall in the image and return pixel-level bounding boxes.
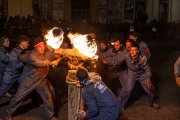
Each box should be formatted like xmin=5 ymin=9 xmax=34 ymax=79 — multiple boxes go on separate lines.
xmin=0 ymin=45 xmax=9 ymax=84
xmin=108 ymin=54 xmax=154 ymax=108
xmin=0 ymin=46 xmax=24 ymax=96
xmin=81 ymin=72 xmax=120 ymax=120
xmin=6 ymin=49 xmax=56 ymax=118
xmin=100 ymin=48 xmax=128 ymax=93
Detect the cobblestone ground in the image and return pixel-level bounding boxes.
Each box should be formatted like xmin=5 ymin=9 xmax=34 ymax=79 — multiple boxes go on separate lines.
xmin=0 ymin=42 xmax=180 ymax=120
xmin=0 ymin=98 xmax=68 ymax=120
xmin=123 ymin=82 xmax=180 ymax=120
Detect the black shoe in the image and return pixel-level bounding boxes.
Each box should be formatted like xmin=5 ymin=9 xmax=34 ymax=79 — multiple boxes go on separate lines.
xmin=150 ymin=102 xmax=160 ymax=109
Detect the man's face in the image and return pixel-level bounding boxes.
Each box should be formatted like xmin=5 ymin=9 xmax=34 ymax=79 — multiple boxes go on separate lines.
xmin=35 ymin=42 xmax=46 ymax=55
xmin=129 ymin=35 xmax=137 ymax=41
xmin=130 ymin=46 xmax=139 ymax=58
xmin=114 ymin=41 xmax=121 ymax=51
xmin=21 ymin=41 xmax=29 ymax=50
xmin=125 ymin=42 xmax=132 ymax=51
xmin=99 ymin=43 xmax=107 ymax=51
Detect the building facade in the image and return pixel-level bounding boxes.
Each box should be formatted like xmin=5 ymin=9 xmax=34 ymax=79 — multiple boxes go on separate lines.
xmin=0 ymin=0 xmax=179 ymax=23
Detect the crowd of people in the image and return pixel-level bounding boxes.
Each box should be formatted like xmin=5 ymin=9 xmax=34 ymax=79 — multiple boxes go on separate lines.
xmin=0 ymin=22 xmax=179 ymax=120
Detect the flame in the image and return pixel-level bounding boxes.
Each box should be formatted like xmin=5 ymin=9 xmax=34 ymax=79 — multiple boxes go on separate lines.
xmin=44 ymin=27 xmax=64 ymax=49
xmin=67 ymin=33 xmax=97 ymax=58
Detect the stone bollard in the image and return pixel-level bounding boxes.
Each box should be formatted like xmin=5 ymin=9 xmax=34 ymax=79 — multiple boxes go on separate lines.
xmin=66 ymin=70 xmax=84 ymax=120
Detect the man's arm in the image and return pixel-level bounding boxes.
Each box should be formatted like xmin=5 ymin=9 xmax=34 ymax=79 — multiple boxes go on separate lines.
xmin=142 ymin=60 xmax=152 ymax=79
xmin=101 ymin=52 xmax=127 ymax=66
xmin=9 ymin=50 xmax=24 ymax=69
xmin=0 ymin=50 xmax=9 ymax=63
xmin=82 ymin=89 xmax=99 ymax=119
xmin=142 ymin=60 xmax=153 ymax=90
xmin=29 ymin=53 xmax=50 ymax=67
xmin=174 ymin=57 xmax=180 ymax=87
xmin=139 ymin=41 xmax=151 ymax=60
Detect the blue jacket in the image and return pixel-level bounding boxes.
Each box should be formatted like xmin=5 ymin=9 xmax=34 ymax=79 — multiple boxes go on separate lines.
xmin=125 ymin=54 xmax=152 ymax=80
xmin=101 ymin=48 xmax=127 ymax=72
xmin=0 ymin=45 xmax=9 ymax=73
xmin=107 ymin=53 xmax=151 ymax=80
xmin=5 ymin=46 xmax=25 ymax=75
xmin=81 ymin=72 xmax=120 ymax=120
xmin=18 ymin=49 xmax=55 ymax=85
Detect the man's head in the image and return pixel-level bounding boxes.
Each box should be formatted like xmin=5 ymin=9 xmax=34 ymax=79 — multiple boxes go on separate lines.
xmin=0 ymin=36 xmax=10 ymax=48
xmin=125 ymin=39 xmax=133 ymax=51
xmin=129 ymin=45 xmax=139 ymax=58
xmin=99 ymin=40 xmax=108 ymax=51
xmin=113 ymin=40 xmax=122 ymax=52
xmin=128 ymin=33 xmax=138 ymax=42
xmin=34 ymin=37 xmax=46 ymax=55
xmin=76 ymin=67 xmax=89 ymax=82
xmin=18 ymin=35 xmax=30 ymax=50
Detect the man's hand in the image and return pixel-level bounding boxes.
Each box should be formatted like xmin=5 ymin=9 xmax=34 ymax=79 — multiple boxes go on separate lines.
xmin=49 ymin=58 xmax=61 ymax=67
xmin=146 ymin=79 xmax=154 ymax=95
xmin=101 ymin=59 xmax=108 ymax=64
xmin=74 ymin=110 xmax=86 ymax=118
xmin=55 ymin=53 xmax=62 ymax=58
xmin=141 ymin=55 xmax=147 ymax=61
xmin=146 ymin=79 xmax=152 ymax=90
xmin=175 ymin=77 xmax=180 ymax=87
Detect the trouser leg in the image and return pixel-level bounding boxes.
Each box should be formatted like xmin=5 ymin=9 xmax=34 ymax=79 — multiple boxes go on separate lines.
xmin=117 ymin=76 xmax=136 ymax=108
xmin=151 ymin=74 xmax=159 ymax=100
xmin=36 ymin=79 xmax=55 ymax=118
xmin=138 ymin=78 xmax=154 ymax=104
xmin=0 ymin=72 xmax=3 ymax=85
xmin=118 ymin=70 xmax=128 ymax=87
xmin=6 ymin=82 xmax=35 ymax=115
xmin=116 ymin=70 xmax=128 ymax=96
xmin=0 ymin=73 xmax=18 ymax=97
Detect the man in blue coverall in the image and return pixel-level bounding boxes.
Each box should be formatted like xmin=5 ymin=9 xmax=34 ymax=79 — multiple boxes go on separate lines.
xmin=0 ymin=35 xmax=29 ymax=97
xmin=75 ymin=67 xmax=120 ymax=120
xmin=99 ymin=40 xmax=128 ymax=95
xmin=4 ymin=37 xmax=59 ymax=120
xmin=0 ymin=36 xmax=10 ymax=84
xmin=104 ymin=45 xmax=160 ymax=109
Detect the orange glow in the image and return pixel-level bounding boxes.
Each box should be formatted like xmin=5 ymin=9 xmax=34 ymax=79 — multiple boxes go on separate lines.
xmin=67 ymin=33 xmax=97 ymax=58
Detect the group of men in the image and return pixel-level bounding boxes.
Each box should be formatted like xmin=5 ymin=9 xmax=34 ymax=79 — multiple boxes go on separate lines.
xmin=73 ymin=33 xmax=160 ymax=120
xmin=0 ymin=31 xmax=179 ymax=120
xmin=97 ymin=32 xmax=160 ymax=110
xmin=0 ymin=35 xmax=60 ymax=120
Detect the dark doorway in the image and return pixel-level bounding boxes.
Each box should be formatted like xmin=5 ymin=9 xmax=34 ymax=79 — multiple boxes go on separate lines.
xmin=71 ymin=0 xmax=90 ymax=23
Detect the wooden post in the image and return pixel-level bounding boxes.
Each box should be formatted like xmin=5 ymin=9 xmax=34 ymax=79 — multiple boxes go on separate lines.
xmin=66 ymin=70 xmax=84 ymax=120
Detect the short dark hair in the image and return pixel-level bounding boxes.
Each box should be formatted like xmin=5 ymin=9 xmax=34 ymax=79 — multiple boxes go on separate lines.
xmin=130 ymin=44 xmax=139 ymax=49
xmin=99 ymin=40 xmax=108 ymax=46
xmin=114 ymin=39 xmax=121 ymax=43
xmin=0 ymin=36 xmax=8 ymax=45
xmin=76 ymin=67 xmax=88 ymax=81
xmin=18 ymin=35 xmax=30 ymax=44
